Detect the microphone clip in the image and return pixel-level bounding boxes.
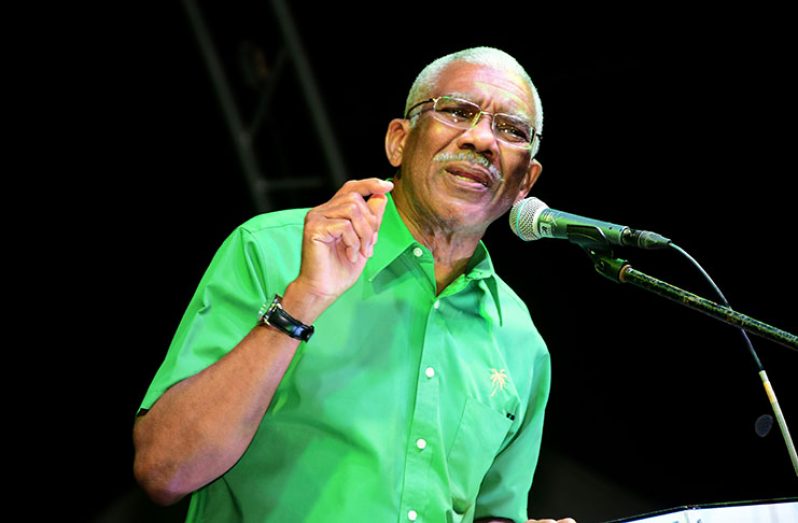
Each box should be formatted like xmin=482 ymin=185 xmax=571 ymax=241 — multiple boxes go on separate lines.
xmin=567 ymin=225 xmax=629 ymax=283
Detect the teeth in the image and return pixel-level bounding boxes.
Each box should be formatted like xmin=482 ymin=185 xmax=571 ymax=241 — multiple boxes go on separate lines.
xmin=453 ymin=173 xmax=486 ymax=186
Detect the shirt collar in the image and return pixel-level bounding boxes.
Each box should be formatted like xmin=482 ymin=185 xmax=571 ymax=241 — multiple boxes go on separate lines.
xmin=467 ymin=238 xmax=504 ymax=326
xmin=365 ymin=190 xmax=503 ymax=322
xmin=364 ymin=190 xmax=417 ymax=283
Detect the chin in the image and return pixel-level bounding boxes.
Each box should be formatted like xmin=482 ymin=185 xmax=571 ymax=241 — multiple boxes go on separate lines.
xmin=436 ymin=202 xmax=491 ymax=232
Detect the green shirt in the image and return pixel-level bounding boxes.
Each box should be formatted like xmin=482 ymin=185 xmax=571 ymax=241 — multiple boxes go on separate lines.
xmin=141 ymin=193 xmax=551 ymax=523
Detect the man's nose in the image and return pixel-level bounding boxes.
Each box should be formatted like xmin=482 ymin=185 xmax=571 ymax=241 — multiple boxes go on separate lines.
xmin=457 ymin=112 xmax=498 ymax=154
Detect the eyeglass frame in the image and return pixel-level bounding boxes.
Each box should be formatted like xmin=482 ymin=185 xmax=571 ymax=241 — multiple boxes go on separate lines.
xmin=404 ymin=95 xmax=542 ymax=151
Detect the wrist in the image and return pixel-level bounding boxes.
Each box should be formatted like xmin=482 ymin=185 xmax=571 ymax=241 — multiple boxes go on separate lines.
xmin=280 ymin=279 xmax=336 ymax=325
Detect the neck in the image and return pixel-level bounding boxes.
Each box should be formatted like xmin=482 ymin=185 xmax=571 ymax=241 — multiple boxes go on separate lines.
xmin=392 ymin=187 xmax=484 ymax=295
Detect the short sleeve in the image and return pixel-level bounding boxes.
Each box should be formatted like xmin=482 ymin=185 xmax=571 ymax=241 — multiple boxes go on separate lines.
xmin=473 ymin=348 xmax=552 ymax=522
xmin=139 ymin=226 xmax=270 ymax=412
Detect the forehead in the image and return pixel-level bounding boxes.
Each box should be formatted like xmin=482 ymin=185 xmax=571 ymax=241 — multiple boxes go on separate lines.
xmin=434 ymin=62 xmax=536 ymax=118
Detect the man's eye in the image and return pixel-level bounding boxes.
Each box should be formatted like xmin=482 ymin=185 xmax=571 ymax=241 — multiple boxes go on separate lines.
xmin=497 ymin=122 xmax=530 ymax=142
xmin=441 ymin=106 xmax=475 ymax=121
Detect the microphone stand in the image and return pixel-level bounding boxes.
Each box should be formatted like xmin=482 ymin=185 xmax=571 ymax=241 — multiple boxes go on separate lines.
xmin=566 ymin=225 xmax=798 ymax=477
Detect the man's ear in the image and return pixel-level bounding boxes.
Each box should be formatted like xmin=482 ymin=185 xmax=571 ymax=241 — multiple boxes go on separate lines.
xmin=515 ymin=159 xmax=543 ymax=203
xmin=385 ymin=118 xmax=410 ymax=168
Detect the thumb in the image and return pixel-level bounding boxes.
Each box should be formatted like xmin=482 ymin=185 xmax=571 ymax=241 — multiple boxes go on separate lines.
xmin=367 ymin=193 xmax=389 ymax=224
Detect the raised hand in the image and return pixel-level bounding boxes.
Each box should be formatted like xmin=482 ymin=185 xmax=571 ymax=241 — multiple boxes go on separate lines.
xmin=292 ymin=178 xmax=393 ymax=304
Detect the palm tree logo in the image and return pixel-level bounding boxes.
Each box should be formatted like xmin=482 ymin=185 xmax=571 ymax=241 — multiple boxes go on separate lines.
xmin=490 ymin=368 xmax=508 ymax=397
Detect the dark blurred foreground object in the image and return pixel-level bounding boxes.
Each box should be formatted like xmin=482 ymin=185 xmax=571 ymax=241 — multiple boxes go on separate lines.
xmin=607 ymin=498 xmax=798 ymax=523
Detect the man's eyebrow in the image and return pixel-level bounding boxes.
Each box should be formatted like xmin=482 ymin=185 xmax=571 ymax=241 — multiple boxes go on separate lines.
xmin=445 ymin=90 xmax=472 ymax=100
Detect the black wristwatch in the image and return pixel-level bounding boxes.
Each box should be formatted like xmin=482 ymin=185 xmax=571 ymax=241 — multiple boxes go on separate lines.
xmin=258 ymin=294 xmax=315 ymax=342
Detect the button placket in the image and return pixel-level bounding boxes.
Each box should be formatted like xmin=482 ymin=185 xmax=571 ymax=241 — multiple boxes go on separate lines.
xmin=398 ymin=290 xmax=441 ymax=523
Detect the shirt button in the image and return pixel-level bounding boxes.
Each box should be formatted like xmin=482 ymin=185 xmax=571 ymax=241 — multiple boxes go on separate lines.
xmin=416 ymin=438 xmax=427 ymax=450
xmin=408 ymin=510 xmax=418 ymax=521
xmin=425 ymin=367 xmax=435 ymax=378
xmin=412 ymin=246 xmax=423 ymax=257
xmin=433 ymin=299 xmax=440 ymax=309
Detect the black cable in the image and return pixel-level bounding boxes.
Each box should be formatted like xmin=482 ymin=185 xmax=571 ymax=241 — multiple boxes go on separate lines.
xmin=669 ymin=243 xmax=764 ymax=370
xmin=668 ymin=242 xmax=798 ymax=476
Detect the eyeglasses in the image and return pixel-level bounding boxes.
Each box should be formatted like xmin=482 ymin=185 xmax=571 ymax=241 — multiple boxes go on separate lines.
xmin=404 ymin=95 xmax=542 ymax=150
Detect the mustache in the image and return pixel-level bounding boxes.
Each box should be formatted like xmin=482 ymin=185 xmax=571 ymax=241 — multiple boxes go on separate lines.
xmin=432 ymin=151 xmax=503 ymax=181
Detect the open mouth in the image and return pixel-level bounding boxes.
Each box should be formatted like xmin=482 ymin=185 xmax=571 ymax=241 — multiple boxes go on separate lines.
xmin=445 ymin=166 xmax=491 ymax=188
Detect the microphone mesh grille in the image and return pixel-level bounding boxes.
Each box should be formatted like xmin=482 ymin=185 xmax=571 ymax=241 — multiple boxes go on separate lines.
xmin=509 ymin=197 xmax=548 ymax=241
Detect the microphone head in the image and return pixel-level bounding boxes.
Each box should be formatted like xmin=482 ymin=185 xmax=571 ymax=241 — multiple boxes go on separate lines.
xmin=509 ymin=197 xmax=549 ymax=241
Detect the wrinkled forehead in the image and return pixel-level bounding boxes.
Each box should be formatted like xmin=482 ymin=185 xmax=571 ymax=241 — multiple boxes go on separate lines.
xmin=433 ymin=62 xmax=537 ymax=120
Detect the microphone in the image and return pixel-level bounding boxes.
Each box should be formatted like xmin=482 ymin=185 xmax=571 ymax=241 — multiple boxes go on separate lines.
xmin=509 ymin=197 xmax=671 ymax=249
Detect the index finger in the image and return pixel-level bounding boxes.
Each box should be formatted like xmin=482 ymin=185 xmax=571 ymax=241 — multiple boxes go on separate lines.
xmin=336 ymin=178 xmax=394 ymax=198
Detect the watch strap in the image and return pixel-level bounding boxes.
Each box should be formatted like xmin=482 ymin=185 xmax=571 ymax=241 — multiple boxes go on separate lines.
xmin=258 ymin=294 xmax=314 ymax=341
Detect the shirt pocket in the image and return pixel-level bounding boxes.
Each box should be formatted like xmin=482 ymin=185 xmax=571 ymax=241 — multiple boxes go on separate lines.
xmin=446 ymin=396 xmax=514 ymax=518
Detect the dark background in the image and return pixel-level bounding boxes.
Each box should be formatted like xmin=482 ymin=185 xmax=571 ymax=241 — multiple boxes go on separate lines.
xmin=41 ymin=2 xmax=796 ymax=521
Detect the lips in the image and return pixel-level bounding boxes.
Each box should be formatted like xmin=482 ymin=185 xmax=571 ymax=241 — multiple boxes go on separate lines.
xmin=444 ymin=164 xmax=493 ymax=188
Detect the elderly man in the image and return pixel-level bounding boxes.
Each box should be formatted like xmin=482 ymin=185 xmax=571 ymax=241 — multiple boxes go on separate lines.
xmin=134 ymin=46 xmax=574 ymax=523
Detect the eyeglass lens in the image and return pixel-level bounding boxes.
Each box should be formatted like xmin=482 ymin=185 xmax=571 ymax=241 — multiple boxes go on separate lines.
xmin=432 ymin=97 xmax=533 ymax=145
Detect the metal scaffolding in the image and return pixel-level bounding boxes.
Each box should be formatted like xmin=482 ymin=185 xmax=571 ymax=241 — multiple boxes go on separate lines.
xmin=181 ymin=0 xmax=347 ymax=212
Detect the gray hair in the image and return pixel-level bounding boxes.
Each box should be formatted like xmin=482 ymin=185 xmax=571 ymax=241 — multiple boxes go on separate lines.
xmin=404 ymin=47 xmax=543 ymax=155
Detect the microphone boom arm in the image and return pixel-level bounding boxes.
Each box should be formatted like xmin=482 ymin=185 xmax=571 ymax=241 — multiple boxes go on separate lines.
xmin=570 ymin=225 xmax=798 ymax=476
xmin=617 ymin=265 xmax=798 ymax=350
xmin=569 ymin=225 xmax=798 ymax=351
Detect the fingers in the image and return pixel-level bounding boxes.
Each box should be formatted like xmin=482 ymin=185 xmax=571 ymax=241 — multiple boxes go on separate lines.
xmin=366 ymin=193 xmax=389 ymax=246
xmin=313 ymin=194 xmax=375 ymax=258
xmin=336 ymin=179 xmax=393 ymax=256
xmin=337 ymin=178 xmax=394 ymax=198
xmin=305 ymin=178 xmax=394 ymax=262
xmin=314 ymin=179 xmax=393 ymax=258
xmin=307 ymin=218 xmax=362 ymax=264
